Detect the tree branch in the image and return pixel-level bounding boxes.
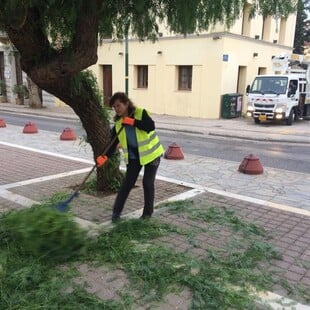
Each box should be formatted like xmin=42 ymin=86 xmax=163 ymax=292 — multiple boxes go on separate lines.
xmin=5 ymin=2 xmax=100 ymax=86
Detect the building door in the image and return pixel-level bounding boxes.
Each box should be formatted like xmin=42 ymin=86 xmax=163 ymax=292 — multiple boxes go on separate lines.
xmin=237 ymin=66 xmax=247 ymax=94
xmin=237 ymin=66 xmax=247 ymax=113
xmin=102 ymin=65 xmax=112 ymax=106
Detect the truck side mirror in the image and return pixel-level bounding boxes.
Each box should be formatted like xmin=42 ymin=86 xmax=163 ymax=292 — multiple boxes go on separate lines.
xmin=246 ymin=85 xmax=250 ymax=94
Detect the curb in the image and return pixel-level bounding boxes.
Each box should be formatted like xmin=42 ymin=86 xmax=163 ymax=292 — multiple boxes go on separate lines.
xmin=1 ymin=106 xmax=309 ymax=144
xmin=0 ymin=107 xmax=78 ymax=120
xmin=208 ymin=132 xmax=310 ymax=144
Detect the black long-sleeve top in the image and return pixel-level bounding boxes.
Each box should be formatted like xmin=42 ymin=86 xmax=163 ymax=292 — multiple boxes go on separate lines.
xmin=106 ymin=109 xmax=155 ymax=158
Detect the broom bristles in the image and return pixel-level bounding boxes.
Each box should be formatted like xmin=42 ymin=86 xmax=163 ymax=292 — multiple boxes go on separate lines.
xmin=56 ymin=191 xmax=79 ymax=212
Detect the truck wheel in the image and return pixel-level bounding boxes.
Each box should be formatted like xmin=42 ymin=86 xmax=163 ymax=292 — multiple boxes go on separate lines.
xmin=294 ymin=110 xmax=299 ymax=121
xmin=286 ymin=109 xmax=295 ymax=126
xmin=254 ymin=118 xmax=260 ymax=124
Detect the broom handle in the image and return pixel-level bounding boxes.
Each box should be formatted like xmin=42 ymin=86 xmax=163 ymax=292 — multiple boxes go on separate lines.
xmin=75 ymin=124 xmax=126 ymax=192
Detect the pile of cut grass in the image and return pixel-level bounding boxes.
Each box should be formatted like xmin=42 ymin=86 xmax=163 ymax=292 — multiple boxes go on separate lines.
xmin=0 ymin=198 xmax=298 ymax=309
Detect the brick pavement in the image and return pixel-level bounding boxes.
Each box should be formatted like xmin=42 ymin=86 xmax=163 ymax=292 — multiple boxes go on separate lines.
xmin=155 ymin=193 xmax=310 ymax=304
xmin=0 ymin=144 xmax=190 ymax=220
xmin=0 ymin=144 xmax=91 ymax=186
xmin=0 ymin=134 xmax=309 ymax=308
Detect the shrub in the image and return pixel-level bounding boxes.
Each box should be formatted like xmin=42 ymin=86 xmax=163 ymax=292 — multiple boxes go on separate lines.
xmin=12 ymin=84 xmax=29 ymax=99
xmin=0 ymin=206 xmax=87 ymax=263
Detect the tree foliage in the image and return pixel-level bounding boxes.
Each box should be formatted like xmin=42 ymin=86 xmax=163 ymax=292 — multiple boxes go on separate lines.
xmin=0 ymin=0 xmax=296 ymax=79
xmin=293 ymin=0 xmax=309 ymax=54
xmin=0 ymin=0 xmax=297 ymax=190
xmin=0 ymin=1 xmax=296 ymax=45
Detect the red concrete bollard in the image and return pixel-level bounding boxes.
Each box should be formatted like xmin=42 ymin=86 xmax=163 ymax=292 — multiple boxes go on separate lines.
xmin=0 ymin=118 xmax=6 ymax=128
xmin=164 ymin=142 xmax=184 ymax=160
xmin=60 ymin=128 xmax=77 ymax=140
xmin=238 ymin=154 xmax=264 ymax=175
xmin=23 ymin=122 xmax=38 ymax=134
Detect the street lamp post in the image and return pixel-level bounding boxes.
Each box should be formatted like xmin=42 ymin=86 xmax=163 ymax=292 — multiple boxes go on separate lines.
xmin=125 ymin=35 xmax=128 ymax=95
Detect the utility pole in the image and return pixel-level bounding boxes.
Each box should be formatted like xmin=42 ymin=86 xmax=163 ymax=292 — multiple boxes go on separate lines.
xmin=125 ymin=35 xmax=128 ymax=95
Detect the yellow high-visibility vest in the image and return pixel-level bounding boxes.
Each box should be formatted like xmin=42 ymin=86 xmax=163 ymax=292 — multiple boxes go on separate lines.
xmin=115 ymin=107 xmax=164 ymax=165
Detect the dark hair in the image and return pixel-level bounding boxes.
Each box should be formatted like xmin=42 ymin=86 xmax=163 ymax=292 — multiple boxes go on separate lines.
xmin=109 ymin=92 xmax=136 ymax=120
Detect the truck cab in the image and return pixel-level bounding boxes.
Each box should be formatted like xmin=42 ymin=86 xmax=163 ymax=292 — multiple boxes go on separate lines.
xmin=246 ymin=74 xmax=301 ymax=125
xmin=246 ymin=53 xmax=310 ymax=125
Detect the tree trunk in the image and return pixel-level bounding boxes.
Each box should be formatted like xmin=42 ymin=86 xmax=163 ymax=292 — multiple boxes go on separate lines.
xmin=2 ymin=3 xmax=121 ymax=191
xmin=26 ymin=76 xmax=42 ymax=108
xmin=36 ymin=73 xmax=119 ymax=191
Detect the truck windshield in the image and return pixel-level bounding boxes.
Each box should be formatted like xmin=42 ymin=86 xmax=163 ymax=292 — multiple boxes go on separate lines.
xmin=250 ymin=76 xmax=288 ymax=94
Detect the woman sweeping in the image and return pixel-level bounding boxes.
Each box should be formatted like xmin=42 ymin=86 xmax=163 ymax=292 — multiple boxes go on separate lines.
xmin=96 ymin=92 xmax=164 ymax=222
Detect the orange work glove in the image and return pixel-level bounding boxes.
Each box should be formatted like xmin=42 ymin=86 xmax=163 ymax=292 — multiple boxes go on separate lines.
xmin=96 ymin=155 xmax=108 ymax=167
xmin=122 ymin=117 xmax=135 ymax=126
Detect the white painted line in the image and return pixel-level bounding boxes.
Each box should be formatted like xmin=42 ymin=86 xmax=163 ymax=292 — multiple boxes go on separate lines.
xmin=156 ymin=174 xmax=310 ymax=217
xmin=0 ymin=141 xmax=93 ymax=164
xmin=256 ymin=290 xmax=310 ymax=309
xmin=0 ymin=189 xmax=38 ymax=207
xmin=157 ymin=188 xmax=206 ymax=204
xmin=123 ymin=209 xmax=143 ymax=219
xmin=103 ymin=188 xmax=206 ymax=224
xmin=156 ymin=175 xmax=205 ymax=191
xmin=205 ymin=187 xmax=310 ymax=217
xmin=99 ymin=188 xmax=206 ymax=226
xmin=73 ymin=217 xmax=98 ymax=230
xmin=1 ymin=168 xmax=92 ymax=190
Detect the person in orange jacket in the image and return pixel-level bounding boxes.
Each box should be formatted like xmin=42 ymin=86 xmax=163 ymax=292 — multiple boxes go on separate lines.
xmin=96 ymin=92 xmax=164 ymax=222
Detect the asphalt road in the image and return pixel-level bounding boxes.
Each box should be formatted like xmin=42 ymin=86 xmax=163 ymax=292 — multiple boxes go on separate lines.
xmin=1 ymin=111 xmax=84 ymax=135
xmin=2 ymin=111 xmax=310 ymax=174
xmin=158 ymin=129 xmax=310 ymax=174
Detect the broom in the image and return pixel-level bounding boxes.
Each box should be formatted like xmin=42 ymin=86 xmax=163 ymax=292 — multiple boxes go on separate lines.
xmin=56 ymin=125 xmax=125 ymax=212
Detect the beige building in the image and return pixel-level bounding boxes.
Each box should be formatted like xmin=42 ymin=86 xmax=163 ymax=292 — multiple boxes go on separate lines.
xmin=90 ymin=6 xmax=297 ymax=119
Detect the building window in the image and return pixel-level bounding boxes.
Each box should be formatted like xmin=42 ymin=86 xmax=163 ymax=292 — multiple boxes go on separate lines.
xmin=137 ymin=65 xmax=148 ymax=88
xmin=178 ymin=66 xmax=192 ymax=91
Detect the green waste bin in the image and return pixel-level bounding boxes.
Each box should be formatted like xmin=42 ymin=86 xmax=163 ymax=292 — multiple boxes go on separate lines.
xmin=221 ymin=93 xmax=243 ymax=118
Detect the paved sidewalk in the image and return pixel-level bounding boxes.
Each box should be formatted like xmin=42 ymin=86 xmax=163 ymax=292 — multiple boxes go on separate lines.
xmin=0 ymin=102 xmax=309 ymax=211
xmin=0 ymin=137 xmax=309 ymax=309
xmin=0 ymin=102 xmax=310 ymax=308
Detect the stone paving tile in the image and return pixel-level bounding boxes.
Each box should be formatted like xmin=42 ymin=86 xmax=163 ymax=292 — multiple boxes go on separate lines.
xmin=67 ymin=261 xmax=193 ymax=310
xmin=0 ymin=144 xmax=91 ymax=186
xmin=1 ymin=137 xmax=309 ymax=308
xmin=74 ymin=264 xmax=130 ymax=301
xmin=2 ymin=126 xmax=310 ymax=211
xmin=9 ymin=174 xmax=87 ymax=201
xmin=149 ymin=288 xmax=192 ymax=310
xmin=7 ymin=172 xmax=190 ymax=223
xmin=0 ymin=197 xmax=25 ymax=213
xmin=154 ymin=192 xmax=310 ymax=305
xmin=159 ymin=154 xmax=310 ymax=212
xmin=71 ymin=178 xmax=189 ymax=223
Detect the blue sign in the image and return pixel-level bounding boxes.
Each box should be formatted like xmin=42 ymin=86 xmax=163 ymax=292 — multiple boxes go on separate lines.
xmin=223 ymin=54 xmax=229 ymax=62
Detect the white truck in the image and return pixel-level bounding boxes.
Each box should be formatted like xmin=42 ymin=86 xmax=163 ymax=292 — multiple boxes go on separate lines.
xmin=246 ymin=53 xmax=310 ymax=125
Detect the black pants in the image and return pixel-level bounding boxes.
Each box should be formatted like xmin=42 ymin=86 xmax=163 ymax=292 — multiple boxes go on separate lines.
xmin=112 ymin=157 xmax=160 ymax=218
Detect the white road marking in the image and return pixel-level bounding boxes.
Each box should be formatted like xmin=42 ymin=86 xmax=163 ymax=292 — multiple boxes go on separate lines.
xmin=0 ymin=168 xmax=93 ymax=190
xmin=0 ymin=141 xmax=93 ymax=164
xmin=0 ymin=189 xmax=38 ymax=207
xmin=157 ymin=175 xmax=310 ymax=217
